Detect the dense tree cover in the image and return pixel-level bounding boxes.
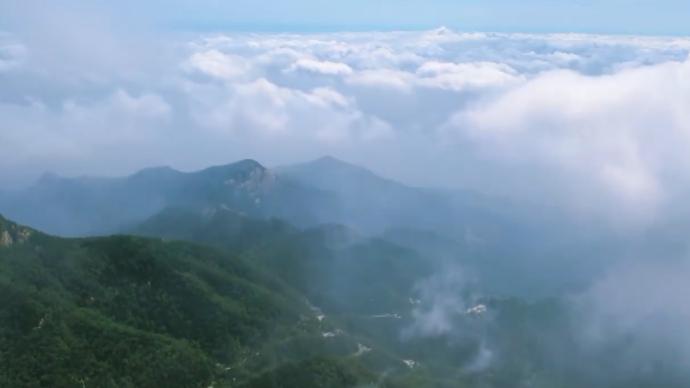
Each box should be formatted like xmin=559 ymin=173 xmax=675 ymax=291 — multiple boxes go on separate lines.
xmin=133 ymin=207 xmax=690 ymax=388
xmin=132 ymin=208 xmax=570 ymax=387
xmin=3 ymin=209 xmax=687 ymax=388
xmin=0 ymin=216 xmax=369 ymax=387
xmin=136 ymin=208 xmax=435 ymax=316
xmin=0 ymin=230 xmax=214 ymax=386
xmin=243 ymin=357 xmax=376 ymax=388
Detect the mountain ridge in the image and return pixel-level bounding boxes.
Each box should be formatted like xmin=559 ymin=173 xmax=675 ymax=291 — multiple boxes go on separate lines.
xmin=0 ymin=159 xmax=336 ymax=236
xmin=0 ymin=156 xmax=535 ymax=257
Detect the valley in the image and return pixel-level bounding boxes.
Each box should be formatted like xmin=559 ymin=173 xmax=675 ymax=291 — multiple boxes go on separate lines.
xmin=1 ymin=158 xmax=685 ymax=387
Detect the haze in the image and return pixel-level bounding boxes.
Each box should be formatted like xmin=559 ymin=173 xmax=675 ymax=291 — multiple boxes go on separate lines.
xmin=2 ymin=1 xmax=690 ymax=387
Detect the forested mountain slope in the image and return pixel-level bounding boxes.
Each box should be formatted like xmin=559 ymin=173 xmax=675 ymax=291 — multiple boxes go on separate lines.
xmin=0 ymin=215 xmax=383 ymax=387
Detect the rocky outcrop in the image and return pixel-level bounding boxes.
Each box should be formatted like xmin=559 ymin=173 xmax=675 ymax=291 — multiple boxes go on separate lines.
xmin=224 ymin=162 xmax=276 ymax=193
xmin=0 ymin=216 xmax=33 ymax=247
xmin=0 ymin=230 xmax=12 ymax=247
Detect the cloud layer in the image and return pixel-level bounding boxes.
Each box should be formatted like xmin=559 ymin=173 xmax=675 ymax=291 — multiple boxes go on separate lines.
xmin=2 ymin=27 xmax=690 ymax=227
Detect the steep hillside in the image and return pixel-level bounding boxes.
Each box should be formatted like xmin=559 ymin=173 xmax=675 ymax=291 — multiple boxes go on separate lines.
xmin=0 ymin=215 xmax=380 ymax=387
xmin=129 ymin=209 xmax=603 ymax=388
xmin=135 ymin=207 xmax=435 ymax=316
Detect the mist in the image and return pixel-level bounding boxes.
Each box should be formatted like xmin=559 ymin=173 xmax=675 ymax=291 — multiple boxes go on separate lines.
xmin=2 ymin=1 xmax=690 ymax=387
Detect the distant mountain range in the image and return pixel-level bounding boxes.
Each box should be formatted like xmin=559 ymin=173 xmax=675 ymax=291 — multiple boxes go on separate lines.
xmin=0 ymin=159 xmax=338 ymax=237
xmin=0 ymin=156 xmax=614 ymax=297
xmin=0 ymin=156 xmax=520 ymax=240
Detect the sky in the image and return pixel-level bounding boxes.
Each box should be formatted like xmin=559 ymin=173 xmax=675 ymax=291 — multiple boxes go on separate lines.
xmin=1 ymin=1 xmax=690 ymax=230
xmin=3 ymin=0 xmax=690 ymax=35
xmin=184 ymin=0 xmax=690 ymax=35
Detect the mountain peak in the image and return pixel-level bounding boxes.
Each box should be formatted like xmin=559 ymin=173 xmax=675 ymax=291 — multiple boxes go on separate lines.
xmin=314 ymin=155 xmax=342 ymax=164
xmin=309 ymin=156 xmax=365 ymax=171
xmin=429 ymin=26 xmax=454 ymax=36
xmin=130 ymin=166 xmax=180 ymax=181
xmin=135 ymin=165 xmax=177 ymax=174
xmin=203 ymin=159 xmax=266 ymax=174
xmin=278 ymin=156 xmax=405 ymax=195
xmin=234 ymin=159 xmax=266 ymax=170
xmin=197 ymin=159 xmax=274 ymax=192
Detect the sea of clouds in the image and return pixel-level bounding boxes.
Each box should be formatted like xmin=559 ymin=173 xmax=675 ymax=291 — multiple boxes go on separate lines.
xmin=2 ymin=26 xmax=690 ymax=229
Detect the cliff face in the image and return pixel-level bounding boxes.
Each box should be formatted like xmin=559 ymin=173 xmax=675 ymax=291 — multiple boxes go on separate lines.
xmin=0 ymin=216 xmax=33 ymax=247
xmin=0 ymin=230 xmax=11 ymax=247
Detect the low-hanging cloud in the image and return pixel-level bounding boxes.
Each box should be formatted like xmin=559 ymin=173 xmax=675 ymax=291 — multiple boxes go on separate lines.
xmin=444 ymin=56 xmax=690 ymax=227
xmin=562 ymin=258 xmax=690 ymax=384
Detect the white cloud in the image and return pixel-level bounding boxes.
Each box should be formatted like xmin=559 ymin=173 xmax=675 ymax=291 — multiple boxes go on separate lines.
xmin=185 ymin=49 xmax=250 ymax=80
xmin=443 ymin=57 xmax=690 ymax=225
xmin=189 ymin=77 xmax=391 ymax=145
xmin=574 ymin=259 xmax=690 ymax=370
xmin=0 ymin=90 xmax=171 ymax=182
xmin=404 ymin=269 xmax=473 ymax=338
xmin=416 ymin=61 xmax=523 ymax=91
xmin=287 ymin=58 xmax=353 ymax=76
xmin=346 ymin=69 xmax=415 ymax=91
xmin=3 ymin=26 xmax=690 ymax=229
xmin=62 ymin=90 xmax=171 ymax=133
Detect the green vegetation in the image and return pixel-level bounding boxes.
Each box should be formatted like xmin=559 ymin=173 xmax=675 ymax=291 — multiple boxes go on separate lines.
xmin=136 ymin=207 xmax=434 ymax=316
xmin=0 ymin=215 xmax=375 ymax=387
xmin=242 ymin=357 xmax=376 ymax=388
xmin=2 ymin=208 xmax=686 ymax=387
